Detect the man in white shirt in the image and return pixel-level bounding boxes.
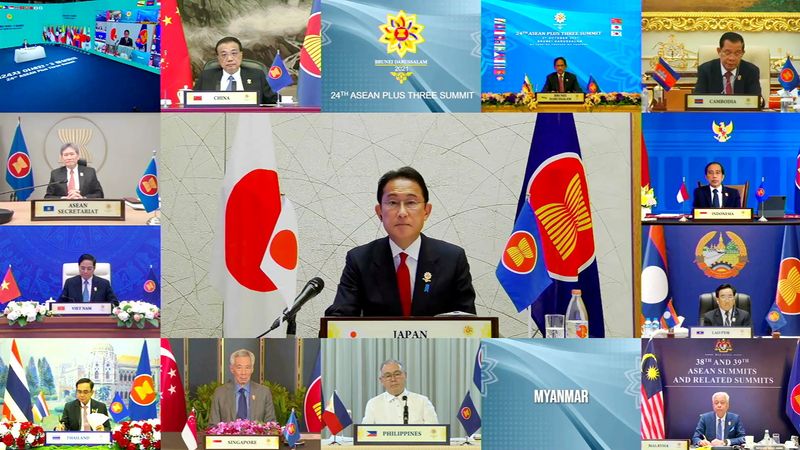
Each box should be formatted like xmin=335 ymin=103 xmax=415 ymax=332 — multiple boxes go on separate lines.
xmin=362 ymin=359 xmax=439 ymax=424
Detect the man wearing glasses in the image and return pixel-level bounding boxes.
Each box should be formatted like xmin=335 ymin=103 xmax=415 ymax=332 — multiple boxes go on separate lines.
xmin=325 ymin=166 xmax=476 ymax=317
xmin=694 ymin=32 xmax=761 ymax=97
xmin=194 ymin=36 xmax=278 ymax=104
xmin=362 ymin=360 xmax=438 ymax=424
xmin=702 ymin=284 xmax=751 ymax=328
xmin=210 ymin=349 xmax=276 ymax=424
xmin=55 ymin=378 xmax=110 ymax=431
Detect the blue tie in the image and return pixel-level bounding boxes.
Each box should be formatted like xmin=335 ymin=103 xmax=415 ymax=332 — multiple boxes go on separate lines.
xmin=236 ymin=387 xmax=247 ymax=420
xmin=82 ymin=280 xmax=89 ymax=302
xmin=226 ymin=75 xmax=236 ymax=92
xmin=712 ymin=189 xmax=721 ymax=208
xmin=716 ymin=417 xmax=723 ymax=440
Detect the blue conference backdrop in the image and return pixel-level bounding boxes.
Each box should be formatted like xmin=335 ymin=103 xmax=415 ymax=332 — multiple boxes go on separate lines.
xmin=482 ymin=339 xmax=639 ymax=450
xmin=481 ymin=0 xmax=642 ymax=95
xmin=647 ymin=339 xmax=796 ymax=442
xmin=322 ymin=0 xmax=480 ymax=112
xmin=644 ymin=113 xmax=800 ymax=214
xmin=0 ymin=225 xmax=160 ymax=305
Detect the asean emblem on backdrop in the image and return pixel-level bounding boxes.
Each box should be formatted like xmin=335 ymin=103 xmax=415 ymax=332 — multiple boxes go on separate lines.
xmin=694 ymin=231 xmax=748 ymax=279
xmin=378 ymin=10 xmax=426 ymax=84
xmin=776 ymin=257 xmax=800 ymax=315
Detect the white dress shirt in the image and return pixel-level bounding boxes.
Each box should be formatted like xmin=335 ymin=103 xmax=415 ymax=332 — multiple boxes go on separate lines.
xmin=219 ymin=69 xmax=244 ymax=91
xmin=389 ymin=236 xmax=422 ymax=295
xmin=362 ymin=389 xmax=439 ymax=424
xmin=708 ymin=185 xmax=726 ymax=206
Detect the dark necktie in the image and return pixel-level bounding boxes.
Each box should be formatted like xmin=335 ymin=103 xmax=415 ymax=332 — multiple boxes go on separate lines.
xmin=716 ymin=417 xmax=724 ymax=440
xmin=397 ymin=252 xmax=411 ymax=317
xmin=712 ymin=189 xmax=721 ymax=208
xmin=724 ymin=312 xmax=730 ymax=327
xmin=226 ymin=75 xmax=236 ymax=92
xmin=558 ymin=74 xmax=565 ymax=93
xmin=236 ymin=387 xmax=247 ymax=420
xmin=724 ymin=71 xmax=733 ymax=95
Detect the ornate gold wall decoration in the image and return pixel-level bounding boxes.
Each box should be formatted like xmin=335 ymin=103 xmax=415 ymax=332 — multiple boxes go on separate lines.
xmin=642 ymin=12 xmax=800 ymax=32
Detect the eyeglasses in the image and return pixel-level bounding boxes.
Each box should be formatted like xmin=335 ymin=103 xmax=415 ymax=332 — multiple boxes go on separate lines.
xmin=217 ymin=51 xmax=241 ymax=60
xmin=76 ymin=389 xmax=92 ymax=395
xmin=382 ymin=200 xmax=423 ymax=211
xmin=382 ymin=371 xmax=404 ymax=379
xmin=720 ymin=50 xmax=744 ymax=57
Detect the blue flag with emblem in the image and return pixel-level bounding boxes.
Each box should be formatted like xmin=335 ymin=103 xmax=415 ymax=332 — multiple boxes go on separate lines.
xmin=456 ymin=391 xmax=481 ymax=437
xmin=143 ymin=266 xmax=159 ymax=304
xmin=786 ymin=342 xmax=800 ymax=433
xmin=128 ymin=341 xmax=158 ymax=420
xmin=135 ymin=156 xmax=159 ymax=212
xmin=4 ymin=122 xmax=34 ymax=201
xmin=756 ymin=179 xmax=766 ymax=204
xmin=267 ymin=52 xmax=293 ymax=93
xmin=284 ymin=409 xmax=300 ymax=448
xmin=109 ymin=391 xmax=129 ymax=422
xmin=780 ymin=57 xmax=800 ymax=91
xmin=472 ymin=345 xmax=482 ymax=390
xmin=774 ymin=226 xmax=800 ymax=335
xmin=765 ymin=300 xmax=787 ymax=332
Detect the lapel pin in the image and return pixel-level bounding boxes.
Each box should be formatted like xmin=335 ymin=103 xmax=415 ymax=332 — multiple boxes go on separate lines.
xmin=247 ymin=79 xmax=252 ymax=85
xmin=251 ymin=394 xmax=255 ymax=400
xmin=422 ymin=272 xmax=432 ymax=293
xmin=737 ymin=75 xmax=741 ymax=81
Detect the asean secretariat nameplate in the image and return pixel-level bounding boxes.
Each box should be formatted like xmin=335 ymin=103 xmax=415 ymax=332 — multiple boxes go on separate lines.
xmin=324 ymin=318 xmax=496 ymax=338
xmin=49 ymin=302 xmax=113 ymax=315
xmin=693 ymin=208 xmax=752 ymax=221
xmin=205 ymin=435 xmax=279 ymax=450
xmin=686 ymin=94 xmax=760 ymax=110
xmin=354 ymin=424 xmax=450 ymax=445
xmin=46 ymin=431 xmax=111 ymax=445
xmin=31 ymin=199 xmax=125 ymax=221
xmin=536 ymin=92 xmax=585 ymax=103
xmin=690 ymin=327 xmax=753 ymax=338
xmin=641 ymin=439 xmax=689 ymax=450
xmin=183 ymin=90 xmax=259 ymax=107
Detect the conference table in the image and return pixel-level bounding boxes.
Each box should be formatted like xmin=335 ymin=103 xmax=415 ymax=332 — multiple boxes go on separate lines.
xmin=321 ymin=442 xmax=482 ymax=449
xmin=14 ymin=45 xmax=46 ymax=63
xmin=0 ymin=201 xmax=154 ymax=225
xmin=643 ymin=216 xmax=800 ymax=225
xmin=161 ymin=432 xmax=321 ymax=450
xmin=162 ymin=105 xmax=321 ymax=113
xmin=0 ymin=316 xmax=159 ymax=337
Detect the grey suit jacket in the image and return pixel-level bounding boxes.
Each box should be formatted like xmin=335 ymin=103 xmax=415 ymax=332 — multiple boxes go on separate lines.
xmin=210 ymin=381 xmax=276 ymax=424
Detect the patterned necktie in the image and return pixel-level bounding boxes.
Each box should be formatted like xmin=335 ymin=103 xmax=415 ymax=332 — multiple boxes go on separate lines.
xmin=397 ymin=253 xmax=412 ymax=317
xmin=558 ymin=74 xmax=565 ymax=93
xmin=82 ymin=280 xmax=90 ymax=302
xmin=226 ymin=75 xmax=236 ymax=92
xmin=716 ymin=417 xmax=723 ymax=440
xmin=724 ymin=71 xmax=733 ymax=95
xmin=712 ymin=189 xmax=721 ymax=208
xmin=236 ymin=388 xmax=248 ymax=420
xmin=67 ymin=168 xmax=75 ymax=193
xmin=724 ymin=312 xmax=730 ymax=327
xmin=82 ymin=405 xmax=90 ymax=431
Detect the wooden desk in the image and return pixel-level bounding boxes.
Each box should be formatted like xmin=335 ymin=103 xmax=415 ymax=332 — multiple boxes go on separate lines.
xmin=162 ymin=432 xmax=321 ymax=450
xmin=0 ymin=316 xmax=159 ymax=337
xmin=0 ymin=202 xmax=154 ymax=225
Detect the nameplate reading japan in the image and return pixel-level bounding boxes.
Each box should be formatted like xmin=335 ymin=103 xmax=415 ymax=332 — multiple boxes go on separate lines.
xmin=184 ymin=91 xmax=259 ymax=107
xmin=686 ymin=94 xmax=760 ymax=110
xmin=205 ymin=435 xmax=279 ymax=450
xmin=45 ymin=431 xmax=111 ymax=445
xmin=641 ymin=440 xmax=689 ymax=450
xmin=536 ymin=93 xmax=585 ymax=103
xmin=689 ymin=326 xmax=753 ymax=339
xmin=325 ymin=318 xmax=495 ymax=338
xmin=354 ymin=424 xmax=449 ymax=445
xmin=49 ymin=302 xmax=113 ymax=315
xmin=31 ymin=199 xmax=125 ymax=221
xmin=693 ymin=208 xmax=752 ymax=221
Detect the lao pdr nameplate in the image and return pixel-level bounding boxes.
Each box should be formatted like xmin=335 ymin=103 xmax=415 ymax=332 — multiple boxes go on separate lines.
xmin=205 ymin=435 xmax=280 ymax=450
xmin=31 ymin=199 xmax=125 ymax=221
xmin=354 ymin=424 xmax=450 ymax=445
xmin=690 ymin=326 xmax=753 ymax=338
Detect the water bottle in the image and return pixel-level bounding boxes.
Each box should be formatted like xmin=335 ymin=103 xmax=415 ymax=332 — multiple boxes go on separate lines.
xmin=651 ymin=317 xmax=661 ymax=335
xmin=762 ymin=429 xmax=770 ymax=444
xmin=565 ymin=289 xmax=589 ymax=338
xmin=643 ymin=318 xmax=652 ymax=337
xmin=642 ymin=85 xmax=651 ymax=113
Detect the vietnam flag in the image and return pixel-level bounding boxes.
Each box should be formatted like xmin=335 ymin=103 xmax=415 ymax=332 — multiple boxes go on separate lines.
xmin=0 ymin=266 xmax=21 ymax=304
xmin=160 ymin=0 xmax=193 ymax=104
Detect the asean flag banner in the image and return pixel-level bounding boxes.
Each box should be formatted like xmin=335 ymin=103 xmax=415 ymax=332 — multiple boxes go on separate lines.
xmin=5 ymin=121 xmax=34 ymax=201
xmin=774 ymin=226 xmax=800 ymax=336
xmin=297 ymin=0 xmax=321 ymax=107
xmin=136 ymin=156 xmax=159 ymax=213
xmin=129 ymin=341 xmax=158 ymax=420
xmin=211 ymin=115 xmax=298 ymax=338
xmin=303 ymin=352 xmax=322 ymax=433
xmin=787 ymin=342 xmax=800 ymax=434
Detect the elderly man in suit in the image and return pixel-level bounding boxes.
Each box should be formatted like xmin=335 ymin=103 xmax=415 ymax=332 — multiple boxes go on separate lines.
xmin=692 ymin=162 xmax=741 ymax=208
xmin=210 ymin=349 xmax=276 ymax=424
xmin=55 ymin=378 xmax=110 ymax=431
xmin=702 ymin=284 xmax=751 ymax=327
xmin=692 ymin=392 xmax=746 ymax=447
xmin=193 ymin=36 xmax=277 ymax=104
xmin=694 ymin=32 xmax=761 ymax=97
xmin=44 ymin=143 xmax=104 ymax=199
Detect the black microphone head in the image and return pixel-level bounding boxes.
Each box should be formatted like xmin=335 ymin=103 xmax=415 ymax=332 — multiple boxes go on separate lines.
xmin=308 ymin=277 xmax=324 ymax=294
xmin=77 ymin=159 xmax=87 ymax=166
xmin=402 ymin=395 xmax=408 ymax=401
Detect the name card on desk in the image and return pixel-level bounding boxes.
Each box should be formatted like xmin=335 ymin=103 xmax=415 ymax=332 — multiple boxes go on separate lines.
xmin=323 ymin=317 xmax=497 ymax=338
xmin=205 ymin=435 xmax=279 ymax=449
xmin=31 ymin=199 xmax=125 ymax=221
xmin=690 ymin=326 xmax=753 ymax=338
xmin=693 ymin=208 xmax=752 ymax=221
xmin=46 ymin=431 xmax=111 ymax=445
xmin=50 ymin=302 xmax=113 ymax=315
xmin=354 ymin=424 xmax=449 ymax=445
xmin=184 ymin=91 xmax=259 ymax=107
xmin=537 ymin=92 xmax=585 ymax=103
xmin=641 ymin=440 xmax=689 ymax=450
xmin=686 ymin=94 xmax=760 ymax=110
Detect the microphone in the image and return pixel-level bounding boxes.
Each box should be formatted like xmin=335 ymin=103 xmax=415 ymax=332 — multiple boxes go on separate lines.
xmin=256 ymin=277 xmax=325 ymax=338
xmin=403 ymin=395 xmax=409 ymax=424
xmin=0 ymin=180 xmax=67 ymax=197
xmin=77 ymin=159 xmax=87 ymax=167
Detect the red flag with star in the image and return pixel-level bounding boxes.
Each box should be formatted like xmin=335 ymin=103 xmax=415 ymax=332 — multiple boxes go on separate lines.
xmin=160 ymin=338 xmax=187 ymax=431
xmin=0 ymin=266 xmax=21 ymax=304
xmin=160 ymin=0 xmax=192 ymax=105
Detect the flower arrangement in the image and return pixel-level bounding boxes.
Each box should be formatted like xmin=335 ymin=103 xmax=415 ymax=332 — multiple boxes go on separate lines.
xmin=1 ymin=301 xmax=52 ymax=327
xmin=584 ymin=92 xmax=641 ymax=111
xmin=113 ymin=301 xmax=160 ymax=329
xmin=111 ymin=419 xmax=160 ymax=450
xmin=0 ymin=421 xmax=46 ymax=449
xmin=641 ymin=185 xmax=657 ymax=208
xmin=206 ymin=419 xmax=282 ymax=436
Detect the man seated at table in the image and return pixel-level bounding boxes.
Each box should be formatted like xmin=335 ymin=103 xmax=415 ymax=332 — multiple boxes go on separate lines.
xmin=324 ymin=167 xmax=476 ymax=317
xmin=541 ymin=57 xmax=582 ymax=93
xmin=362 ymin=359 xmax=439 ymax=424
xmin=702 ymin=284 xmax=751 ymax=327
xmin=118 ymin=30 xmax=133 ymax=47
xmin=694 ymin=32 xmax=761 ymax=97
xmin=692 ymin=391 xmax=745 ymax=447
xmin=193 ymin=36 xmax=278 ymax=104
xmin=59 ymin=253 xmax=118 ymax=304
xmin=44 ymin=143 xmax=104 ymax=199
xmin=22 ymin=40 xmax=29 ymax=48
xmin=210 ymin=349 xmax=276 ymax=424
xmin=55 ymin=378 xmax=110 ymax=431
xmin=692 ymin=162 xmax=741 ymax=208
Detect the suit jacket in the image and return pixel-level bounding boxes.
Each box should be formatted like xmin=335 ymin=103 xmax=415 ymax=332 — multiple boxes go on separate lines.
xmin=692 ymin=185 xmax=741 ymax=208
xmin=541 ymin=71 xmax=582 ymax=93
xmin=44 ymin=166 xmax=104 ymax=199
xmin=60 ymin=399 xmax=110 ymax=431
xmin=702 ymin=307 xmax=751 ymax=327
xmin=194 ymin=66 xmax=278 ymax=104
xmin=694 ymin=59 xmax=761 ymax=97
xmin=325 ymin=235 xmax=477 ymax=317
xmin=118 ymin=37 xmax=134 ymax=47
xmin=692 ymin=411 xmax=745 ymax=446
xmin=59 ymin=275 xmax=118 ymax=305
xmin=210 ymin=381 xmax=276 ymax=424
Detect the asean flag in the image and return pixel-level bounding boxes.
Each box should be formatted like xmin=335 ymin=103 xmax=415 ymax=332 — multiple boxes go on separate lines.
xmin=774 ymin=226 xmax=800 ymax=335
xmin=779 ymin=57 xmax=799 ymax=91
xmin=787 ymin=342 xmax=800 ymax=434
xmin=303 ymin=352 xmax=323 ymax=433
xmin=129 ymin=341 xmax=158 ymax=420
xmin=211 ymin=114 xmax=298 ymax=338
xmin=641 ymin=225 xmax=672 ymax=322
xmin=297 ymin=0 xmax=321 ymax=107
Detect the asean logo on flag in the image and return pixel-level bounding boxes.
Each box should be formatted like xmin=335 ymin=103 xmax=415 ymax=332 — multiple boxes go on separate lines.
xmin=286 ymin=423 xmax=297 ymax=435
xmin=6 ymin=152 xmax=31 ymax=178
xmin=528 ymin=154 xmax=594 ymax=281
xmin=139 ymin=174 xmax=158 ymax=196
xmin=300 ymin=8 xmax=321 ymax=78
xmin=756 ymin=186 xmax=765 ymax=198
xmin=110 ymin=401 xmax=124 ymax=414
xmin=143 ymin=279 xmax=156 ymax=293
xmin=768 ymin=310 xmax=782 ymax=322
xmin=130 ymin=373 xmax=157 ymax=406
xmin=782 ymin=67 xmax=797 ymax=84
xmin=269 ymin=66 xmax=284 ymax=80
xmin=777 ymin=257 xmax=800 ymax=314
xmin=791 ymin=383 xmax=800 ymax=415
xmin=501 ymin=230 xmax=538 ymax=274
xmin=460 ymin=407 xmax=472 ymax=420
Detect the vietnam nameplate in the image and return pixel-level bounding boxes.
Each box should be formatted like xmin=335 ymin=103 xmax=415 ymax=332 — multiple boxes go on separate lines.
xmin=49 ymin=302 xmax=113 ymax=315
xmin=31 ymin=199 xmax=125 ymax=221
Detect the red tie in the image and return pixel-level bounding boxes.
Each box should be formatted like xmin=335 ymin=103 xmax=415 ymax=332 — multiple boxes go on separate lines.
xmin=396 ymin=252 xmax=411 ymax=317
xmin=724 ymin=71 xmax=733 ymax=94
xmin=67 ymin=168 xmax=75 ymax=193
xmin=558 ymin=75 xmax=565 ymax=93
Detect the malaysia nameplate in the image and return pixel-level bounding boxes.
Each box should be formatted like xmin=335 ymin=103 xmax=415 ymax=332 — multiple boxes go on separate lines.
xmin=686 ymin=94 xmax=760 ymax=110
xmin=49 ymin=302 xmax=113 ymax=315
xmin=184 ymin=91 xmax=259 ymax=106
xmin=641 ymin=439 xmax=689 ymax=450
xmin=354 ymin=424 xmax=450 ymax=445
xmin=693 ymin=208 xmax=752 ymax=221
xmin=205 ymin=435 xmax=279 ymax=449
xmin=46 ymin=431 xmax=111 ymax=445
xmin=536 ymin=92 xmax=585 ymax=103
xmin=690 ymin=327 xmax=752 ymax=338
xmin=31 ymin=199 xmax=125 ymax=221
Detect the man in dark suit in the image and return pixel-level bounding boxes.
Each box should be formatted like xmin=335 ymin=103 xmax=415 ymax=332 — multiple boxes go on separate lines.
xmin=325 ymin=167 xmax=476 ymax=317
xmin=694 ymin=32 xmax=761 ymax=97
xmin=193 ymin=36 xmax=277 ymax=104
xmin=541 ymin=57 xmax=582 ymax=93
xmin=210 ymin=349 xmax=276 ymax=424
xmin=692 ymin=392 xmax=746 ymax=447
xmin=118 ymin=30 xmax=133 ymax=47
xmin=692 ymin=162 xmax=741 ymax=208
xmin=55 ymin=378 xmax=110 ymax=431
xmin=59 ymin=253 xmax=118 ymax=304
xmin=702 ymin=284 xmax=751 ymax=327
xmin=44 ymin=143 xmax=104 ymax=199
